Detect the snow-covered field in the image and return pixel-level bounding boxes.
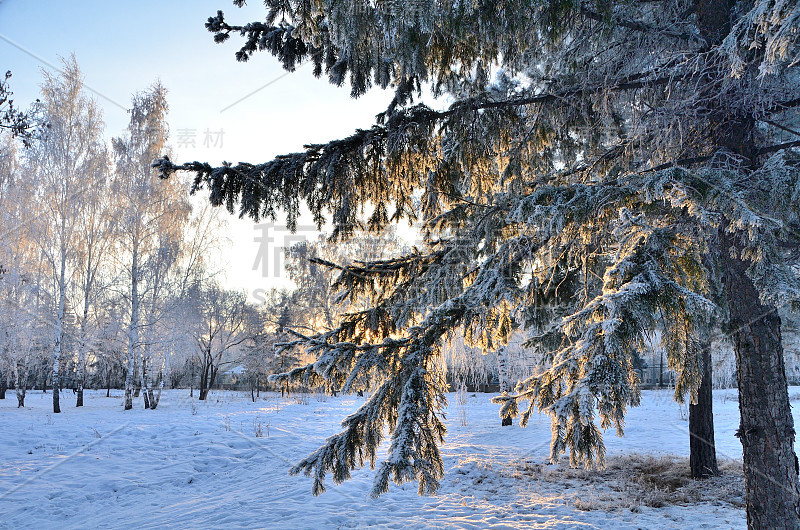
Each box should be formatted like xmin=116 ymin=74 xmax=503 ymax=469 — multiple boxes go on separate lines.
xmin=0 ymin=387 xmax=776 ymax=529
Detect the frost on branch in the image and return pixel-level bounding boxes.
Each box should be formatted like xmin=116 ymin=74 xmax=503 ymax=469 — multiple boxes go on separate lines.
xmin=165 ymin=0 xmax=800 ymax=500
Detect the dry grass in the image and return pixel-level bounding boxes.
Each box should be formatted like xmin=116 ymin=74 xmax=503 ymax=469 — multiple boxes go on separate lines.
xmin=509 ymin=454 xmax=744 ymax=512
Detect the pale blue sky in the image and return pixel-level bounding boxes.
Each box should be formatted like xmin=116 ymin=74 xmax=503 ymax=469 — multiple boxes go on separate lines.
xmin=0 ymin=0 xmax=399 ymax=297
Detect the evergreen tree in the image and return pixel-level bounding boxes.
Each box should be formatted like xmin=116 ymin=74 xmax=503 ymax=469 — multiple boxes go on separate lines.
xmin=689 ymin=338 xmax=719 ymax=478
xmin=284 ymin=227 xmax=404 ymax=333
xmin=0 ymin=71 xmax=34 ymax=146
xmin=159 ymin=1 xmax=800 ymax=525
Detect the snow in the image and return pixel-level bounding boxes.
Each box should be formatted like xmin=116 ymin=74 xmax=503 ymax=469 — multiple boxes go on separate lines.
xmin=0 ymin=387 xmax=765 ymax=528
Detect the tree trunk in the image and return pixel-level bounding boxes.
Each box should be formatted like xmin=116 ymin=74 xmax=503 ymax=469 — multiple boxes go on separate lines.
xmin=146 ymin=384 xmax=155 ymax=410
xmin=688 ymin=0 xmax=800 ymax=522
xmin=124 ymin=383 xmax=134 ymax=409
xmin=51 ymin=238 xmax=69 ymax=414
xmin=722 ymin=231 xmax=800 ymax=528
xmin=52 ymin=318 xmax=62 ymax=414
xmin=51 ymin=363 xmax=60 ymax=414
xmin=198 ymin=354 xmax=215 ymax=401
xmin=75 ymin=343 xmax=86 ymax=407
xmin=151 ymin=373 xmax=164 ymax=410
xmin=14 ymin=362 xmax=25 ymax=407
xmin=0 ymin=374 xmax=6 ymax=399
xmin=199 ymin=363 xmax=208 ymax=401
xmin=124 ymin=384 xmax=134 ymax=408
xmin=151 ymin=354 xmax=168 ymax=410
xmin=75 ymin=297 xmax=91 ymax=408
xmin=689 ymin=342 xmax=719 ymax=478
xmin=125 ymin=243 xmax=140 ymax=410
xmin=141 ymin=357 xmax=151 ymax=409
xmin=497 ymin=346 xmax=512 ymax=426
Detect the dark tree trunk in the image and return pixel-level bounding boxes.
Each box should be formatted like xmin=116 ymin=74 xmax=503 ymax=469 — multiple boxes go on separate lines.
xmin=198 ymin=353 xmax=212 ymax=401
xmin=689 ymin=342 xmax=719 ymax=478
xmin=199 ymin=372 xmax=208 ymax=400
xmin=0 ymin=376 xmax=6 ymax=399
xmin=722 ymin=232 xmax=800 ymax=528
xmin=16 ymin=388 xmax=25 ymax=407
xmin=76 ymin=383 xmax=84 ymax=407
xmin=689 ymin=0 xmax=800 ymax=523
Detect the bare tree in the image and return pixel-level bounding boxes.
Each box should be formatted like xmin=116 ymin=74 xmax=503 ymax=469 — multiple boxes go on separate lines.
xmin=188 ymin=284 xmax=255 ymax=400
xmin=0 ymin=130 xmax=50 ymax=409
xmin=25 ymin=56 xmax=105 ymax=413
xmin=113 ymin=82 xmax=189 ymax=410
xmin=67 ymin=142 xmax=114 ymax=407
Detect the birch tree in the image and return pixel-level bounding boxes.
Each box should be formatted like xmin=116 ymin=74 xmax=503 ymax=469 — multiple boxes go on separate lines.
xmin=67 ymin=141 xmax=114 ymax=407
xmin=187 ymin=283 xmax=255 ymax=400
xmin=26 ymin=56 xmax=105 ymax=414
xmin=0 ymin=131 xmax=42 ymax=408
xmin=114 ymin=82 xmax=189 ymax=410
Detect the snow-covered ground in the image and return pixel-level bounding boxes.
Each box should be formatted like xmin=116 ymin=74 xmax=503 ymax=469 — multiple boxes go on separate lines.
xmin=0 ymin=386 xmax=773 ymax=528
